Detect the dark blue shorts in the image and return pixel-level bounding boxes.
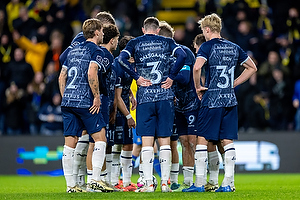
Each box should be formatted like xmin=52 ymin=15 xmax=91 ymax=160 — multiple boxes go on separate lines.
xmin=62 ymin=106 xmax=106 ymax=137
xmin=106 ymin=123 xmax=115 ymax=146
xmin=114 ymin=113 xmax=133 ymax=145
xmin=89 ymin=95 xmax=111 ymax=143
xmin=197 ymin=106 xmax=238 ymax=141
xmin=136 ymin=100 xmax=174 ymax=137
xmin=174 ymin=110 xmax=198 ymax=136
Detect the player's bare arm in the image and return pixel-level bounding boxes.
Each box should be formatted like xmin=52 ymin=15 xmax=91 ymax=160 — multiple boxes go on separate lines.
xmin=115 ymin=87 xmax=136 ymax=129
xmin=88 ymin=62 xmax=101 ymax=114
xmin=233 ymin=57 xmax=257 ymax=88
xmin=161 ymin=77 xmax=173 ymax=89
xmin=58 ymin=67 xmax=68 ymax=96
xmin=129 ymin=88 xmax=137 ymax=110
xmin=136 ymin=76 xmax=152 ymax=87
xmin=109 ymin=91 xmax=118 ymax=125
xmin=193 ymin=57 xmax=208 ymax=100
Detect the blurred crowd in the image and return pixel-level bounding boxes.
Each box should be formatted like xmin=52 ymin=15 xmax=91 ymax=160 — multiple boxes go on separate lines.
xmin=0 ymin=0 xmax=300 ymax=135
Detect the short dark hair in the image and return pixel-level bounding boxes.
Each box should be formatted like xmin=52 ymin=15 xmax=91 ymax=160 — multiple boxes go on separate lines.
xmin=95 ymin=11 xmax=116 ymax=25
xmin=193 ymin=33 xmax=206 ymax=47
xmin=143 ymin=17 xmax=159 ymax=31
xmin=119 ymin=35 xmax=135 ymax=51
xmin=102 ymin=24 xmax=120 ymax=44
xmin=82 ymin=18 xmax=102 ymax=39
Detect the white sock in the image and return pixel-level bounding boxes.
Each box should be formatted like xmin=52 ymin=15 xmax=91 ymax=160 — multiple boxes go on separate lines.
xmin=74 ymin=134 xmax=89 ymax=186
xmin=141 ymin=146 xmax=154 ymax=186
xmin=208 ymin=151 xmax=219 ymax=185
xmin=121 ymin=150 xmax=133 ymax=187
xmin=194 ymin=145 xmax=207 ymax=187
xmin=87 ymin=169 xmax=93 ymax=184
xmin=139 ymin=162 xmax=144 ymax=177
xmin=170 ymin=163 xmax=179 ymax=184
xmin=222 ymin=143 xmax=236 ymax=187
xmin=100 ymin=169 xmax=107 ymax=182
xmin=92 ymin=141 xmax=106 ymax=181
xmin=106 ymin=153 xmax=112 ymax=184
xmin=62 ymin=145 xmax=76 ymax=187
xmin=111 ymin=144 xmax=121 ymax=185
xmin=159 ymin=145 xmax=171 ymax=185
xmin=221 ymin=153 xmax=225 ymax=169
xmin=182 ymin=166 xmax=194 ymax=186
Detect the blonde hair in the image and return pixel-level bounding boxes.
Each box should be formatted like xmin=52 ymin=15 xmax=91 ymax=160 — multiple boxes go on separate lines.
xmin=198 ymin=13 xmax=222 ymax=33
xmin=82 ymin=18 xmax=102 ymax=39
xmin=158 ymin=21 xmax=174 ymax=38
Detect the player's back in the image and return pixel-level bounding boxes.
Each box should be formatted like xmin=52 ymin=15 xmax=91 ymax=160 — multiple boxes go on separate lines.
xmin=61 ymin=41 xmax=103 ymax=108
xmin=199 ymin=38 xmax=248 ymax=108
xmin=126 ymin=34 xmax=178 ymax=103
xmin=173 ymin=45 xmax=199 ymax=112
xmin=114 ymin=56 xmax=133 ymax=108
xmin=130 ymin=34 xmax=176 ymax=85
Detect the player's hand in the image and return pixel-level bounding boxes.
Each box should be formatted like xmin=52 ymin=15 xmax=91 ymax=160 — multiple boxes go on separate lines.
xmin=89 ymin=96 xmax=101 ymax=114
xmin=109 ymin=110 xmax=116 ymax=124
xmin=127 ymin=117 xmax=136 ymax=129
xmin=196 ymin=86 xmax=208 ymax=100
xmin=137 ymin=76 xmax=152 ymax=87
xmin=130 ymin=96 xmax=137 ymax=110
xmin=161 ymin=77 xmax=173 ymax=89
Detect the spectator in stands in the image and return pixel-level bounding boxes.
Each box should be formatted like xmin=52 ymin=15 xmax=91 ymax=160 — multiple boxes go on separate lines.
xmin=38 ymin=92 xmax=63 ymax=136
xmin=43 ymin=29 xmax=64 ymax=73
xmin=237 ymin=73 xmax=270 ymax=132
xmin=25 ymin=71 xmax=45 ymax=135
xmin=39 ymin=2 xmax=73 ymax=47
xmin=41 ymin=61 xmax=59 ymax=105
xmin=286 ymin=7 xmax=300 ymax=66
xmin=256 ymin=4 xmax=276 ymax=63
xmin=3 ymin=81 xmax=26 ymax=135
xmin=26 ymin=0 xmax=52 ymax=22
xmin=0 ymin=33 xmax=14 ymax=134
xmin=12 ymin=5 xmax=38 ymax=39
xmin=0 ymin=9 xmax=9 ymax=36
xmin=6 ymin=0 xmax=23 ymax=32
xmin=4 ymin=47 xmax=34 ymax=90
xmin=257 ymin=50 xmax=290 ymax=91
xmin=221 ymin=0 xmax=251 ymax=40
xmin=275 ymin=34 xmax=293 ymax=69
xmin=268 ymin=68 xmax=293 ymax=130
xmin=12 ymin=30 xmax=49 ymax=73
xmin=234 ymin=20 xmax=259 ymax=60
xmin=182 ymin=16 xmax=201 ymax=51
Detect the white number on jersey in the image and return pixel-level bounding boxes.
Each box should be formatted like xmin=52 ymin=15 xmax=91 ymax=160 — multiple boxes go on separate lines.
xmin=66 ymin=66 xmax=78 ymax=89
xmin=148 ymin=61 xmax=162 ymax=84
xmin=216 ymin=65 xmax=234 ymax=89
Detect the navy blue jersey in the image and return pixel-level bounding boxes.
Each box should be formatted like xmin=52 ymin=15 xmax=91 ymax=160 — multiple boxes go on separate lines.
xmin=59 ymin=32 xmax=85 ymax=64
xmin=114 ymin=56 xmax=133 ymax=109
xmin=61 ymin=41 xmax=104 ymax=108
xmin=198 ymin=38 xmax=248 ymax=108
xmin=119 ymin=34 xmax=186 ymax=104
xmin=173 ymin=45 xmax=199 ymax=112
xmin=99 ymin=46 xmax=114 ymax=97
xmin=108 ymin=66 xmax=117 ymax=113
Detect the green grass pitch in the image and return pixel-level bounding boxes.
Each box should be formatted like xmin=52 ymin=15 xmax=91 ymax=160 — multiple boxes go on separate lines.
xmin=1 ymin=173 xmax=300 ymax=199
